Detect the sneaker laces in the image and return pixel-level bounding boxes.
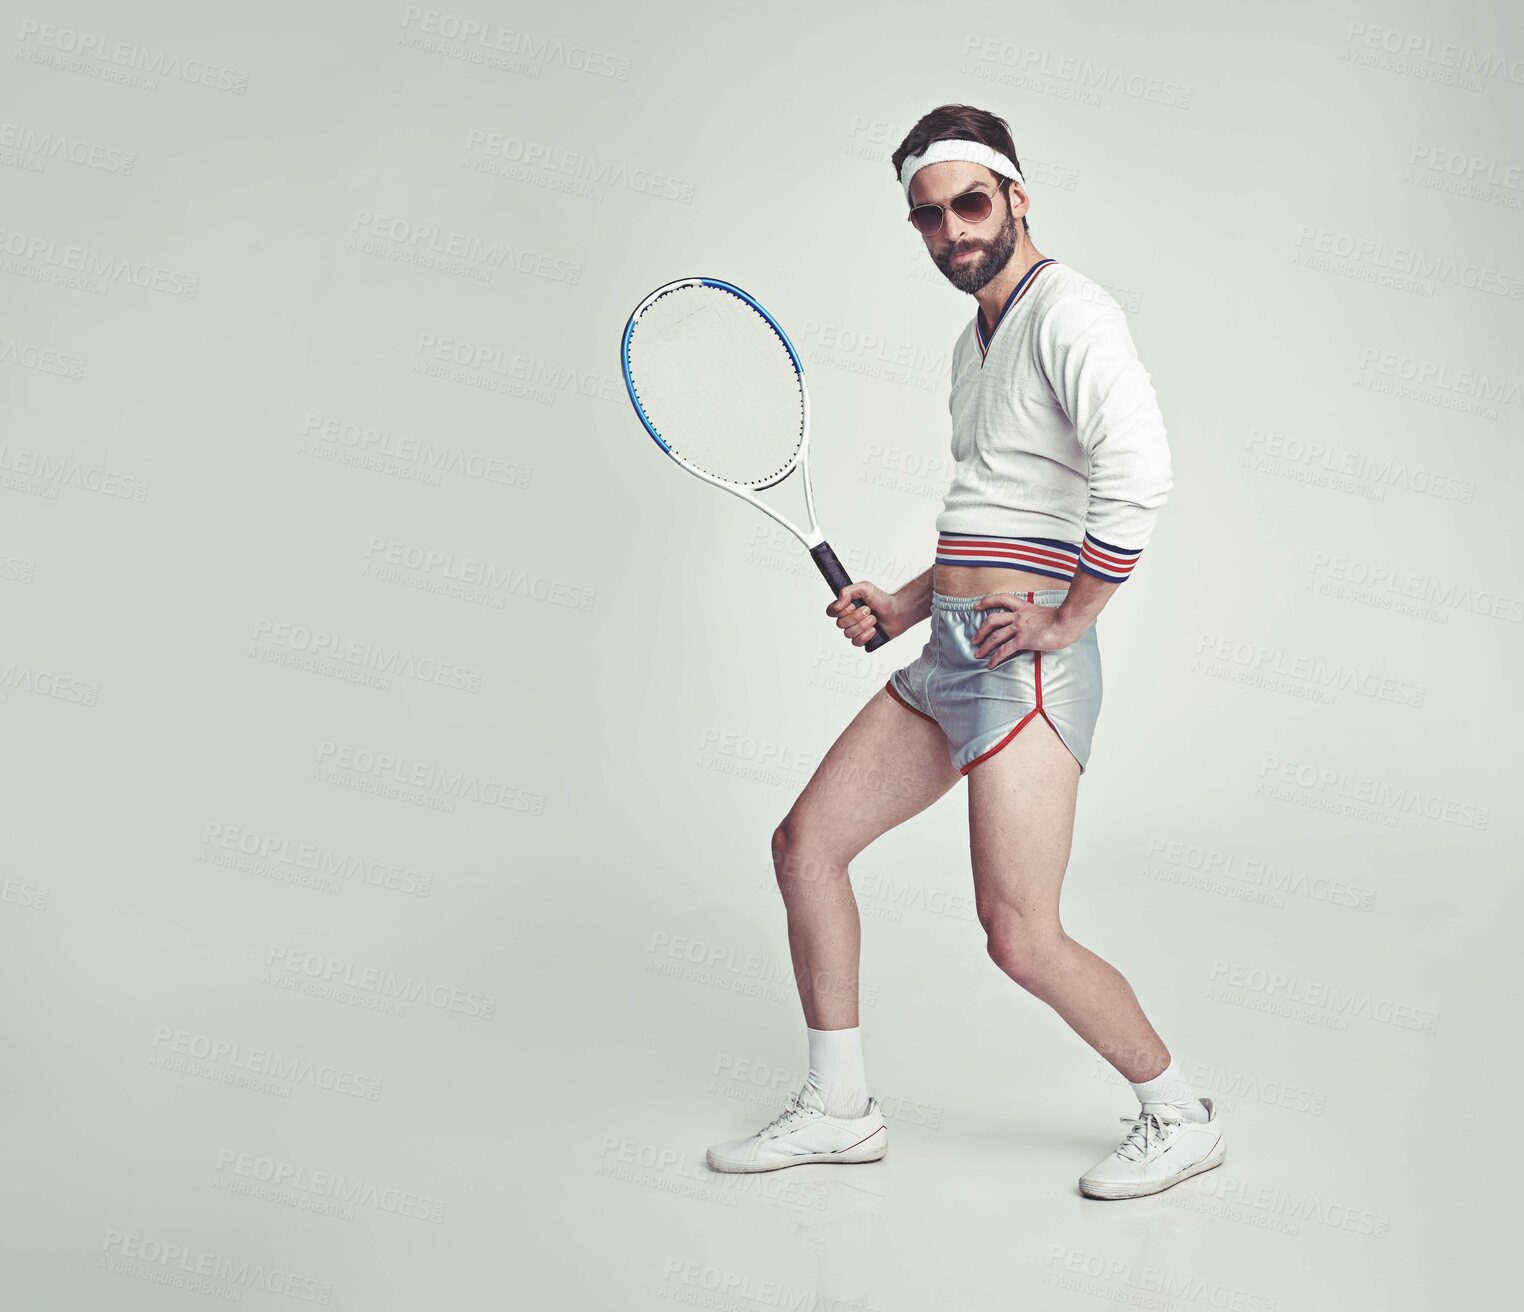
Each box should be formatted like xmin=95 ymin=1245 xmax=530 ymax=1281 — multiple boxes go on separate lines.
xmin=1114 ymin=1108 xmax=1176 ymax=1162
xmin=761 ymin=1093 xmax=811 ymax=1135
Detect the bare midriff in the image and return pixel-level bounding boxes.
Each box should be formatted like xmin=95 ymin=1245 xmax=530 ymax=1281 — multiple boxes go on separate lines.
xmin=933 ymin=563 xmax=1070 ymax=597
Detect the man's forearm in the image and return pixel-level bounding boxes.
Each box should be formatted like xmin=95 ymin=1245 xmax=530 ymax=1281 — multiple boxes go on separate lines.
xmin=1055 ymin=569 xmax=1120 ymax=638
xmin=894 ymin=566 xmax=935 ymax=628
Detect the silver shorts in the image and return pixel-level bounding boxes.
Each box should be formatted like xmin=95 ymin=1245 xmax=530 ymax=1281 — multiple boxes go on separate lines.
xmin=884 ymin=589 xmax=1103 ymax=775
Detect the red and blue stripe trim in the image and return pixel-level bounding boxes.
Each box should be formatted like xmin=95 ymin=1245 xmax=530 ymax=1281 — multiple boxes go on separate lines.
xmin=935 ymin=532 xmax=1081 ymax=581
xmin=1077 ymin=533 xmax=1143 ymax=583
xmin=936 ymin=530 xmax=1144 ymax=583
xmin=975 ymin=257 xmax=1057 ymax=363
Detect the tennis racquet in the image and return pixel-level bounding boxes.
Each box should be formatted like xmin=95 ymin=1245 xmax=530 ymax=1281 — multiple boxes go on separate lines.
xmin=619 ymin=276 xmax=890 ymax=652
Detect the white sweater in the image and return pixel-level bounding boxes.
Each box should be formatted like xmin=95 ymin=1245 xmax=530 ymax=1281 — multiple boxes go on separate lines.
xmin=934 ymin=258 xmax=1173 ymax=584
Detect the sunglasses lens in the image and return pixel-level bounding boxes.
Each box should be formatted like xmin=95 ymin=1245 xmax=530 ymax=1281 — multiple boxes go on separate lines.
xmin=909 ymin=191 xmax=994 ymax=236
xmin=951 ymin=192 xmax=993 ymax=223
xmin=908 ymin=205 xmax=942 ymax=235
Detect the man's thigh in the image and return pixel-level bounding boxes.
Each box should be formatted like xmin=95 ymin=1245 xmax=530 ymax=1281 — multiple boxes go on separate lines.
xmin=965 ymin=715 xmax=1080 ymax=919
xmin=782 ymin=687 xmax=962 ymax=863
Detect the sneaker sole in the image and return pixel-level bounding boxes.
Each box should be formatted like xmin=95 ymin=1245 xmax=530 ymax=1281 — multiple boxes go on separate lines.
xmin=1078 ymin=1142 xmax=1226 ymax=1200
xmin=706 ymin=1131 xmax=888 ymax=1174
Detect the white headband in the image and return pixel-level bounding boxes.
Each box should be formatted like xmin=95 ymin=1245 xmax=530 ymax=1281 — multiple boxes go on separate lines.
xmin=900 ymin=138 xmax=1024 ymax=202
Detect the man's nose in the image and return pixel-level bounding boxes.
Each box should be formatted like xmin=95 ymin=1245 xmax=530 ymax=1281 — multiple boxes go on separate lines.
xmin=942 ymin=212 xmax=973 ymax=244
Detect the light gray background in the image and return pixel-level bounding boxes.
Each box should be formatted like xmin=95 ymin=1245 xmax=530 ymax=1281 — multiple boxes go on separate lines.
xmin=3 ymin=1 xmax=1520 ymax=1307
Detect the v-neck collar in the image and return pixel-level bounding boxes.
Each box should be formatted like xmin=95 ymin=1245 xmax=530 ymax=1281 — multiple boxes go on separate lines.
xmin=975 ymin=257 xmax=1057 ymax=362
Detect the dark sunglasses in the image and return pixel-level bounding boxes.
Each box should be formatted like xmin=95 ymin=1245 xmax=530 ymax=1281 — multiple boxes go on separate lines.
xmin=907 ymin=188 xmax=994 ymax=236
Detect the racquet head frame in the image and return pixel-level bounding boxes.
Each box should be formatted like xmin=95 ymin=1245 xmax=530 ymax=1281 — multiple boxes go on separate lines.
xmin=620 ymin=276 xmax=824 ymax=549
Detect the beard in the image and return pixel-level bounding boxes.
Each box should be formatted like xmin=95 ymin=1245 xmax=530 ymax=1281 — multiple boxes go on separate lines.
xmin=933 ymin=202 xmax=1019 ymax=293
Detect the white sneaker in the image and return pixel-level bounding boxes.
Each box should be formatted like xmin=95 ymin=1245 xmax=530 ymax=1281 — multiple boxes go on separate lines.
xmin=1078 ymin=1097 xmax=1225 ymax=1199
xmin=706 ymin=1082 xmax=888 ymax=1174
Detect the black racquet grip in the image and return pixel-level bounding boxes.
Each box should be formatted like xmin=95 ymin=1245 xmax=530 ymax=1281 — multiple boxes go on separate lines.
xmin=810 ymin=542 xmax=890 ymax=652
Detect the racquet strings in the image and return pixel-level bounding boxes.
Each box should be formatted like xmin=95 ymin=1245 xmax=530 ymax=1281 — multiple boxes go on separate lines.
xmin=626 ymin=284 xmax=805 ymax=488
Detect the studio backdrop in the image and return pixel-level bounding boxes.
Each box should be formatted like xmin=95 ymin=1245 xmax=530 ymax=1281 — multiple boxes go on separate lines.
xmin=2 ymin=1 xmax=1519 ymax=1308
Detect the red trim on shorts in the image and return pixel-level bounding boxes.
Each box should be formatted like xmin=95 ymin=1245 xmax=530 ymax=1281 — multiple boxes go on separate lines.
xmin=884 ymin=679 xmax=937 ymax=725
xmin=961 ymin=704 xmax=1042 ymax=774
xmin=959 ymin=590 xmax=1073 ymax=775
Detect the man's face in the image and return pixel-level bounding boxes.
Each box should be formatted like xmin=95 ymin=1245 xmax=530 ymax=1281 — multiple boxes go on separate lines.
xmin=909 ymin=161 xmax=1018 ymax=294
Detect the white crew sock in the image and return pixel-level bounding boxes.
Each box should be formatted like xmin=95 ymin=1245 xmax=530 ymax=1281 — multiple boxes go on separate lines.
xmin=805 ymin=1026 xmax=870 ymax=1118
xmin=1129 ymin=1057 xmax=1209 ymax=1123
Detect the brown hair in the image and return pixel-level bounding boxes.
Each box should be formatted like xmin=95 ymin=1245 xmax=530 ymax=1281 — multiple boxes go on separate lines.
xmin=892 ymin=104 xmax=1030 ymax=236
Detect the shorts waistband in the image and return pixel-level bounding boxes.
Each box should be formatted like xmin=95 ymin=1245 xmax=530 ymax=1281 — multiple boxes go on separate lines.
xmin=933 ymin=588 xmax=1069 ymax=612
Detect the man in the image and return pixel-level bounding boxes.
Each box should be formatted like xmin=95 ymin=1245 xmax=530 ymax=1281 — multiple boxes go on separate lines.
xmin=704 ymin=104 xmax=1224 ymax=1199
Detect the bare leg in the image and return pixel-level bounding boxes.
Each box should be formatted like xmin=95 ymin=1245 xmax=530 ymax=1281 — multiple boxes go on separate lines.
xmin=966 ymin=716 xmax=1170 ymax=1082
xmin=774 ymin=687 xmax=962 ymax=1029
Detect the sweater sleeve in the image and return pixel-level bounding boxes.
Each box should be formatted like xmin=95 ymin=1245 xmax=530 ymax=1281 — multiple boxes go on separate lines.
xmin=1034 ymin=292 xmax=1173 ymax=583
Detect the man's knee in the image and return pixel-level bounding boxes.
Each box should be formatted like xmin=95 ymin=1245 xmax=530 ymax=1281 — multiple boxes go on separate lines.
xmin=770 ymin=819 xmax=794 ymax=870
xmin=771 ymin=818 xmax=848 ymax=900
xmin=981 ymin=903 xmax=1064 ymax=993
